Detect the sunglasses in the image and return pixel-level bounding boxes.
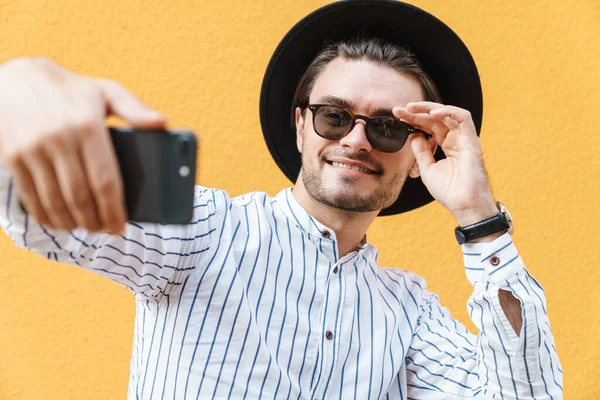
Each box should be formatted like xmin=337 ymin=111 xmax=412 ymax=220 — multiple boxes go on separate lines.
xmin=306 ymin=104 xmax=431 ymax=153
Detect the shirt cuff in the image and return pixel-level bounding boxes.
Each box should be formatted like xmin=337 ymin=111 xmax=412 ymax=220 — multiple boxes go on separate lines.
xmin=461 ymin=232 xmax=524 ymax=284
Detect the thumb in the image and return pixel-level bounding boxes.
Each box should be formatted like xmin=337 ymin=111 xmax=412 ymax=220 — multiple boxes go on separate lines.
xmin=410 ymin=134 xmax=435 ymax=174
xmin=95 ymin=78 xmax=167 ymax=129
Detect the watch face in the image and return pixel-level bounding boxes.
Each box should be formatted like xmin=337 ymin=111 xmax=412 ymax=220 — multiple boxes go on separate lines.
xmin=497 ymin=201 xmax=514 ymax=234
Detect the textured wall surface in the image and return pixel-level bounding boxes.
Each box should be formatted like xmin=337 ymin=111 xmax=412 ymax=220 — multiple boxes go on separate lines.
xmin=0 ymin=0 xmax=598 ymax=399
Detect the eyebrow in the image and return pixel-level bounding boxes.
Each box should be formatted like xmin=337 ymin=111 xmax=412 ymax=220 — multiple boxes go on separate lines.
xmin=314 ymin=95 xmax=395 ymax=118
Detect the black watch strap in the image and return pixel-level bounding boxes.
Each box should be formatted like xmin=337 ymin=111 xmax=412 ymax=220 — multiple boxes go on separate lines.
xmin=454 ymin=213 xmax=510 ymax=244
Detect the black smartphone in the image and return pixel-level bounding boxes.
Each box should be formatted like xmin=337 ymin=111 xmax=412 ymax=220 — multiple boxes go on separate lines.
xmin=109 ymin=127 xmax=197 ymax=224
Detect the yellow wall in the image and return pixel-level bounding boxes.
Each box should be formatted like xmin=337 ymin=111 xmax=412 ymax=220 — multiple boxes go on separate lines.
xmin=0 ymin=0 xmax=598 ymax=398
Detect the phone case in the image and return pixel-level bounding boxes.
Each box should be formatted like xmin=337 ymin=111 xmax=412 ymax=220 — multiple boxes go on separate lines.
xmin=109 ymin=127 xmax=197 ymax=224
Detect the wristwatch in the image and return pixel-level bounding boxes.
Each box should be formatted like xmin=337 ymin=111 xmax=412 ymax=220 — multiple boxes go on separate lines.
xmin=454 ymin=201 xmax=514 ymax=244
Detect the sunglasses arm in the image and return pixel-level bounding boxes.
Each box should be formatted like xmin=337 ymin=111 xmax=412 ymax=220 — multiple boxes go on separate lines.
xmin=414 ymin=129 xmax=432 ymax=139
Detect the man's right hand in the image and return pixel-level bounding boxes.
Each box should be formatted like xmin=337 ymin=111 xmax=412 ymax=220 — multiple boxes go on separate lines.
xmin=0 ymin=57 xmax=167 ymax=234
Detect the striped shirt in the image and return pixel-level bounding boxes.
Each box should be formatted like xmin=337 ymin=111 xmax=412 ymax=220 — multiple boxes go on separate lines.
xmin=0 ymin=167 xmax=563 ymax=399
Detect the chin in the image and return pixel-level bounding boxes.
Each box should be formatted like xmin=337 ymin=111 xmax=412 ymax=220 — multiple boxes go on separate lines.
xmin=317 ymin=183 xmax=390 ymax=212
xmin=300 ymin=158 xmax=397 ymax=212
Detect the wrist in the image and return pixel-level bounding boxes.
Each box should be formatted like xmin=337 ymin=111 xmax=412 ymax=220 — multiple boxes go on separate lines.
xmin=454 ymin=201 xmax=513 ymax=245
xmin=465 ymin=230 xmax=505 ymax=244
xmin=453 ymin=203 xmax=499 ymax=227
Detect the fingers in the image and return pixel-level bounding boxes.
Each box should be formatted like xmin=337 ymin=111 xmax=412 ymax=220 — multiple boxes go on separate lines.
xmin=406 ymin=102 xmax=473 ymax=126
xmin=95 ymin=79 xmax=167 ymax=128
xmin=13 ymin=121 xmax=127 ymax=234
xmin=22 ymin=147 xmax=77 ymax=231
xmin=0 ymin=56 xmax=165 ymax=234
xmin=429 ymin=108 xmax=468 ymax=125
xmin=404 ymin=101 xmax=444 ymax=113
xmin=393 ymin=107 xmax=453 ymax=152
xmin=50 ymin=129 xmax=102 ymax=231
xmin=409 ymin=134 xmax=435 ymax=174
xmin=80 ymin=123 xmax=128 ymax=234
xmin=83 ymin=78 xmax=167 ymax=233
xmin=393 ymin=107 xmax=448 ymax=136
xmin=394 ymin=102 xmax=477 ymax=149
xmin=4 ymin=154 xmax=54 ymax=229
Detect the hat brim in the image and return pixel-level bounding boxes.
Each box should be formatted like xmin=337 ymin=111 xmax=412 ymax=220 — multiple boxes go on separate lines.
xmin=260 ymin=0 xmax=483 ymax=216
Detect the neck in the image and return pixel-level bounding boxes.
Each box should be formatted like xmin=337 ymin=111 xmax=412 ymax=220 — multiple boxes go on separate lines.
xmin=292 ymin=180 xmax=378 ymax=258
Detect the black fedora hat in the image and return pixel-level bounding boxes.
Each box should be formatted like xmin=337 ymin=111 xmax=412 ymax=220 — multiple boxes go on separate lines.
xmin=259 ymin=0 xmax=483 ymax=216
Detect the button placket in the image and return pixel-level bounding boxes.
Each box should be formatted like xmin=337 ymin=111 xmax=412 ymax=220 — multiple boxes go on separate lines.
xmin=313 ymin=258 xmax=346 ymax=397
xmin=316 ymin=228 xmax=339 ymax=265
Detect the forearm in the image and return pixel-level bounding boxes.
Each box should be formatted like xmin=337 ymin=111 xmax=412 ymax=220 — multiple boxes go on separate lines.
xmin=0 ymin=164 xmax=217 ymax=300
xmin=498 ymin=288 xmax=523 ymax=336
xmin=463 ymin=233 xmax=563 ymax=399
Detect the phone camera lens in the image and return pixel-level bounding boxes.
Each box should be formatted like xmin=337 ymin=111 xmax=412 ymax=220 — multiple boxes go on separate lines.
xmin=179 ymin=165 xmax=190 ymax=177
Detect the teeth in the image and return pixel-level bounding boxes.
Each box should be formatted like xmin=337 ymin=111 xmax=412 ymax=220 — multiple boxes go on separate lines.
xmin=331 ymin=161 xmax=372 ymax=173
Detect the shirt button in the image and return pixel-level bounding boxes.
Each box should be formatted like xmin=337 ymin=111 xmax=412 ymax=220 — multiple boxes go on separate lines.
xmin=325 ymin=330 xmax=333 ymax=340
xmin=333 ymin=266 xmax=339 ymax=274
xmin=321 ymin=230 xmax=331 ymax=238
xmin=490 ymin=255 xmax=501 ymax=266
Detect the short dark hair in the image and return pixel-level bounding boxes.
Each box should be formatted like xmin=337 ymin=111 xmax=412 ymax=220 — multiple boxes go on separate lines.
xmin=291 ymin=36 xmax=442 ymax=122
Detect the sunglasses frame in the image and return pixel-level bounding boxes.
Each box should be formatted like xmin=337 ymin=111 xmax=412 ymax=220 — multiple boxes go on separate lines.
xmin=306 ymin=103 xmax=431 ymax=152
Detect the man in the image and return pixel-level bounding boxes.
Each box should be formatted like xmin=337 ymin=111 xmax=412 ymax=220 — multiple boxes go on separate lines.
xmin=0 ymin=1 xmax=562 ymax=399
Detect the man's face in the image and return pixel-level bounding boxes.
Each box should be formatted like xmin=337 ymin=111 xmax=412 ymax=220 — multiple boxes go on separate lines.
xmin=295 ymin=58 xmax=427 ymax=212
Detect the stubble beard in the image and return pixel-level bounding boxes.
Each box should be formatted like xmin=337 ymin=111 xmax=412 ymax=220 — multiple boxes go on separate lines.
xmin=300 ymin=148 xmax=410 ymax=213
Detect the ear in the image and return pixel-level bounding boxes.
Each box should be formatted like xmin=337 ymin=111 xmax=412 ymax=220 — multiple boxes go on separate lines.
xmin=295 ymin=107 xmax=304 ymax=153
xmin=408 ymin=138 xmax=438 ymax=178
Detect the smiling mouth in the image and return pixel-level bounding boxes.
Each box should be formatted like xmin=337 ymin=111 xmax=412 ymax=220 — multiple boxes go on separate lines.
xmin=325 ymin=160 xmax=379 ymax=175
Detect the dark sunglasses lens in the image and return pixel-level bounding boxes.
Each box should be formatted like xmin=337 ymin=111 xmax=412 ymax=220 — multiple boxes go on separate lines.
xmin=367 ymin=118 xmax=411 ymax=152
xmin=314 ymin=106 xmax=353 ymax=139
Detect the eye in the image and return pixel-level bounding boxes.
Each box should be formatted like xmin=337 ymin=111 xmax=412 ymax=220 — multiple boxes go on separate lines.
xmin=371 ymin=118 xmax=396 ymax=138
xmin=383 ymin=124 xmax=393 ymax=138
xmin=320 ymin=107 xmax=352 ymax=127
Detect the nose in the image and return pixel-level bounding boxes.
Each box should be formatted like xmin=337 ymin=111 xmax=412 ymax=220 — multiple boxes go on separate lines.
xmin=339 ymin=119 xmax=373 ymax=153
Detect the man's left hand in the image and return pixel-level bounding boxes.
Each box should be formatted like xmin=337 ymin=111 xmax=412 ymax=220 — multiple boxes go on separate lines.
xmin=393 ymin=102 xmax=498 ymax=226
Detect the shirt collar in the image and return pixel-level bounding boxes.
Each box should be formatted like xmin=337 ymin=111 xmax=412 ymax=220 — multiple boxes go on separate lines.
xmin=275 ymin=187 xmax=369 ymax=252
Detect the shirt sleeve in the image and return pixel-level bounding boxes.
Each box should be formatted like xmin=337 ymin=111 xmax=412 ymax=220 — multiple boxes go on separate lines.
xmin=405 ymin=233 xmax=563 ymax=399
xmin=0 ymin=164 xmax=226 ymax=302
